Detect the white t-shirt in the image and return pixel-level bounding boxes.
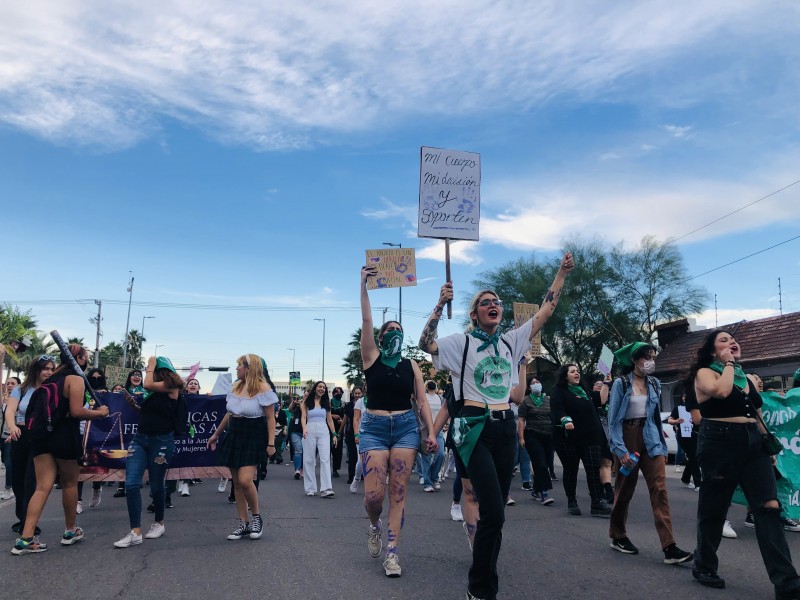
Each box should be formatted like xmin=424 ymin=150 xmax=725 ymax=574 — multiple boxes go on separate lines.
xmin=433 ymin=318 xmax=532 ymax=406
xmin=426 ymin=392 xmax=442 ymax=421
xmin=354 ymin=398 xmax=365 ymax=413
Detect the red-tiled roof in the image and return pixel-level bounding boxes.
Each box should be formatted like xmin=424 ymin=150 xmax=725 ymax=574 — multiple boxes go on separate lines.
xmin=654 ymin=311 xmax=800 ymax=376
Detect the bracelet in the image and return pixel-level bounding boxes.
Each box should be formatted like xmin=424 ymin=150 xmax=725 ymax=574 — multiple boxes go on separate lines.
xmin=724 ymin=361 xmax=735 ymax=366
xmin=267 ymin=444 xmax=275 ymax=448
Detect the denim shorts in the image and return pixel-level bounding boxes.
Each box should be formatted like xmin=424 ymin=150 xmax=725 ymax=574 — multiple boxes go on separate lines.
xmin=358 ymin=410 xmax=419 ymax=452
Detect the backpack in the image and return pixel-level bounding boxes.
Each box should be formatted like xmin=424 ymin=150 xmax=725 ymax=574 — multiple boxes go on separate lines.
xmin=25 ymin=376 xmax=70 ymax=441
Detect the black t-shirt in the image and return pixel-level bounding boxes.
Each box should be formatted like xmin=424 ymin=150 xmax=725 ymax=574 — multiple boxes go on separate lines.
xmin=363 ymin=359 xmax=414 ymax=411
xmin=288 ymin=406 xmax=303 ymax=434
xmin=139 ymin=391 xmax=178 ymax=436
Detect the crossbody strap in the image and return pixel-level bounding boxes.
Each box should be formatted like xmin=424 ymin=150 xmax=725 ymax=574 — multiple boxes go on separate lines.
xmin=460 ymin=334 xmax=469 ymax=402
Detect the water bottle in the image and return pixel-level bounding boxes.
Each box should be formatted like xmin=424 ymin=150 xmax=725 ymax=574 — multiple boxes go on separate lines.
xmin=619 ymin=452 xmax=640 ymax=477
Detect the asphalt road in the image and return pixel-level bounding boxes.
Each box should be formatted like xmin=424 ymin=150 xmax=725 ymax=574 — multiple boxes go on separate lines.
xmin=1 ymin=460 xmax=797 ymax=600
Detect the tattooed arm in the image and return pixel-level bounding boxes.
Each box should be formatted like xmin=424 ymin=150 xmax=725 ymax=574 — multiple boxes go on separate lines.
xmin=360 ymin=265 xmax=381 ymax=368
xmin=418 ymin=282 xmax=453 ymax=355
xmin=530 ymin=252 xmax=574 ymax=341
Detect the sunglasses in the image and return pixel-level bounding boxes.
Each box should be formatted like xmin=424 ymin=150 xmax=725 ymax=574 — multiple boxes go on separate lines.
xmin=478 ymin=299 xmax=503 ymax=308
xmin=38 ymin=355 xmax=57 ymax=363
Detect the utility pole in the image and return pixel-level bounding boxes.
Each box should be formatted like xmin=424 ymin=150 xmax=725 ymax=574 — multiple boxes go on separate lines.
xmin=92 ymin=300 xmax=102 ymax=367
xmin=714 ymin=294 xmax=718 ymax=328
xmin=778 ymin=277 xmax=783 ymax=316
xmin=382 ymin=307 xmax=388 ymax=324
xmin=314 ymin=318 xmax=326 ymax=382
xmin=122 ymin=272 xmax=134 ymax=368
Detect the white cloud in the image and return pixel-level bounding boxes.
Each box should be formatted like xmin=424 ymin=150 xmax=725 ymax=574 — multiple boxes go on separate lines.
xmin=360 ymin=198 xmax=417 ymax=223
xmin=0 ymin=0 xmax=794 ymax=149
xmin=415 ymin=240 xmax=483 ymax=266
xmin=664 ymin=124 xmax=694 ymax=139
xmin=692 ymin=307 xmax=780 ymax=329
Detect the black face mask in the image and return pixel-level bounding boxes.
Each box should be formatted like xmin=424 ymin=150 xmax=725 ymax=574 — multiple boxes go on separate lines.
xmin=89 ymin=376 xmax=107 ymax=390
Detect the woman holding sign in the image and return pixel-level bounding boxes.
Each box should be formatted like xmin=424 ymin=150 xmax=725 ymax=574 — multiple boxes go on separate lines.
xmin=419 ymin=253 xmax=573 ymax=600
xmin=690 ymin=330 xmax=800 ymax=597
xmin=359 ymin=265 xmax=437 ymax=578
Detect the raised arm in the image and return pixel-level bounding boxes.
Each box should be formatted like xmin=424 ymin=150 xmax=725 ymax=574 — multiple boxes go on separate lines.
xmin=419 ymin=282 xmax=453 ymax=355
xmin=530 ymin=252 xmax=574 ymax=340
xmin=360 ymin=266 xmax=380 ymax=367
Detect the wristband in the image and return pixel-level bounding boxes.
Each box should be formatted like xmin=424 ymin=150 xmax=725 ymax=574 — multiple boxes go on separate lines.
xmin=724 ymin=361 xmax=735 ymax=367
xmin=561 ymin=416 xmax=573 ymax=426
xmin=267 ymin=444 xmax=275 ymax=448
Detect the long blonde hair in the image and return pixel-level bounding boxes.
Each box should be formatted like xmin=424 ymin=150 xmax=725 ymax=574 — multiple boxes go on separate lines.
xmin=233 ymin=354 xmax=266 ymax=397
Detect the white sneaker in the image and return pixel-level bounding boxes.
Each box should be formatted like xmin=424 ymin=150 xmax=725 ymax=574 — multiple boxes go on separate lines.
xmin=383 ymin=552 xmax=401 ymax=577
xmin=450 ymin=503 xmax=464 ymax=521
xmin=76 ymin=500 xmax=83 ymax=515
xmin=419 ymin=476 xmax=424 ymax=485
xmin=674 ymin=465 xmax=684 ymax=473
xmin=423 ymin=485 xmax=434 ymax=493
xmin=179 ymin=482 xmax=190 ymax=497
xmin=685 ymin=482 xmax=695 ymax=489
xmin=320 ymin=489 xmax=335 ymax=498
xmin=0 ymin=488 xmax=14 ymax=500
xmin=89 ymin=488 xmax=102 ymax=508
xmin=144 ymin=522 xmax=165 ymax=539
xmin=349 ymin=479 xmax=359 ymax=494
xmin=722 ymin=520 xmax=737 ymax=539
xmin=433 ymin=481 xmax=441 ymax=491
xmin=114 ymin=531 xmax=143 ymax=548
xmin=217 ymin=478 xmax=228 ymax=493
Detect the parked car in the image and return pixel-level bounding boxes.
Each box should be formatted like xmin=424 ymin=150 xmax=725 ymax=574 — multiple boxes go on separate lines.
xmin=660 ymin=411 xmax=678 ymax=462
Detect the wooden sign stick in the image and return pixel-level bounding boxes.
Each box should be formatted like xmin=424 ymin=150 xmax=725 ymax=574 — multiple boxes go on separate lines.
xmin=445 ymin=238 xmax=452 ymax=319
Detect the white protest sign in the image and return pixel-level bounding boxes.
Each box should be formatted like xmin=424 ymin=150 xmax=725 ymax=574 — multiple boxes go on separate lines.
xmin=678 ymin=406 xmax=693 ymax=438
xmin=211 ymin=373 xmax=233 ymax=396
xmin=597 ymin=345 xmax=614 ymax=377
xmin=418 ymin=146 xmax=480 ymax=241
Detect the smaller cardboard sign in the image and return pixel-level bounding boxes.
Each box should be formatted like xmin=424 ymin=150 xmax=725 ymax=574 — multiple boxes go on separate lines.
xmin=596 ymin=345 xmax=614 ymax=377
xmin=365 ymin=248 xmax=417 ymax=290
xmin=512 ymin=302 xmax=541 ymax=357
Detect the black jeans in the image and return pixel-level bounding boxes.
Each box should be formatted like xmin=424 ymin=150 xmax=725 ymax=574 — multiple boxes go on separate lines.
xmin=523 ymin=430 xmax=553 ymax=493
xmin=678 ymin=432 xmax=701 ymax=486
xmin=462 ymin=406 xmax=516 ymax=600
xmin=10 ymin=429 xmax=36 ymax=524
xmin=331 ymin=435 xmax=344 ymax=472
xmin=345 ymin=434 xmax=358 ymax=483
xmin=696 ymin=420 xmax=800 ymax=593
xmin=553 ymin=438 xmax=604 ymax=502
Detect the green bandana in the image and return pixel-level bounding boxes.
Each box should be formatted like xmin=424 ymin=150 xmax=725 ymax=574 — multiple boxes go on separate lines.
xmin=452 ymin=402 xmax=489 ymax=468
xmin=568 ymin=385 xmax=590 ymax=401
xmin=614 ymin=342 xmax=649 ymax=368
xmin=529 ymin=393 xmax=544 ymax=407
xmin=470 ymin=328 xmax=500 ymax=357
xmin=380 ymin=330 xmax=404 ymax=368
xmin=128 ymin=385 xmax=144 ymax=394
xmin=155 ymin=356 xmax=177 ymax=373
xmin=331 ymin=395 xmax=342 ymax=411
xmin=709 ymin=361 xmax=748 ymax=390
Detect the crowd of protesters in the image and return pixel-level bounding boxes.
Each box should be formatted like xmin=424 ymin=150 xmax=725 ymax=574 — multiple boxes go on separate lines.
xmin=2 ymin=258 xmax=800 ymax=599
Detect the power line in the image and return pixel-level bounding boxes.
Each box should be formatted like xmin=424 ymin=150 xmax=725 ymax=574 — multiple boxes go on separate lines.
xmin=684 ymin=233 xmax=800 ymax=282
xmin=672 ymin=178 xmax=800 ymax=243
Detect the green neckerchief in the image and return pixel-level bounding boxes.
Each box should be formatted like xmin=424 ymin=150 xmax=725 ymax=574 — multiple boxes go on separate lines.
xmin=709 ymin=361 xmax=747 ymax=390
xmin=380 ymin=330 xmax=404 ymax=368
xmin=529 ymin=393 xmax=544 ymax=407
xmin=452 ymin=401 xmax=489 ymax=468
xmin=568 ymin=385 xmax=590 ymax=401
xmin=470 ymin=328 xmax=500 ymax=357
xmin=331 ymin=396 xmax=342 ymax=411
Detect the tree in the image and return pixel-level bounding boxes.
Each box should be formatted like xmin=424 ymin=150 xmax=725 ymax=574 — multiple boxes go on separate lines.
xmin=123 ymin=329 xmax=145 ymax=369
xmin=99 ymin=342 xmax=124 ymax=368
xmin=609 ymin=235 xmax=707 ymax=341
xmin=67 ymin=337 xmax=85 ymax=345
xmin=5 ymin=331 xmax=58 ymax=376
xmin=470 ymin=237 xmax=707 ymax=377
xmin=341 ymin=327 xmax=379 ymax=388
xmin=1 ymin=304 xmax=38 ymax=377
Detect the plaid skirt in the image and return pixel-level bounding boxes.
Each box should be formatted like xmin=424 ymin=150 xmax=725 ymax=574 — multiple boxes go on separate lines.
xmin=217 ymin=416 xmax=267 ymax=468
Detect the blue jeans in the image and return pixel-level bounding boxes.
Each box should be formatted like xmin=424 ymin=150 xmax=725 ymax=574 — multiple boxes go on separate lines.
xmin=420 ymin=432 xmax=446 ymax=487
xmin=125 ymin=433 xmax=175 ymax=529
xmin=290 ymin=432 xmax=303 ymax=471
xmin=514 ymin=436 xmax=531 ymax=483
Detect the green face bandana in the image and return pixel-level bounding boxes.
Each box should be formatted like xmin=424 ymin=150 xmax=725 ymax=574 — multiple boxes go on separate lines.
xmin=709 ymin=361 xmax=748 ymax=390
xmin=380 ymin=330 xmax=404 ymax=368
xmin=568 ymin=384 xmax=590 ymax=401
xmin=470 ymin=328 xmax=500 ymax=357
xmin=529 ymin=392 xmax=544 ymax=407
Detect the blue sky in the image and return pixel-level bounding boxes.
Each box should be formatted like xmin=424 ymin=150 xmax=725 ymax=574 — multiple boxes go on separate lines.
xmin=1 ymin=1 xmax=799 ymax=389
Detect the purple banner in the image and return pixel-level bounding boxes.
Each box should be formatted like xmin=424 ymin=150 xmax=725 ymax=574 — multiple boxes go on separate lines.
xmin=82 ymin=393 xmax=226 ymax=471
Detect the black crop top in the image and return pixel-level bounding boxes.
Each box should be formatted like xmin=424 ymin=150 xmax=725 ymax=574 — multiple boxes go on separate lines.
xmin=139 ymin=391 xmax=178 ymax=436
xmin=699 ymin=374 xmax=762 ymax=419
xmin=363 ymin=358 xmax=414 ymax=412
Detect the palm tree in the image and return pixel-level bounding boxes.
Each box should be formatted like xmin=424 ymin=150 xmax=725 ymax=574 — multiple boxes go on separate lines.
xmin=6 ymin=331 xmax=58 ymax=376
xmin=341 ymin=327 xmax=379 ymax=388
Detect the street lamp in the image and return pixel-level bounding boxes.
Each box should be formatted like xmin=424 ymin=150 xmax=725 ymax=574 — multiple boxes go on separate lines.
xmin=122 ymin=272 xmax=134 ymax=368
xmin=287 ymin=348 xmax=296 ymax=371
xmin=140 ymin=316 xmax=155 ymax=362
xmin=313 ymin=318 xmax=326 ymax=383
xmin=382 ymin=242 xmax=402 ymax=325
xmin=154 ymin=344 xmax=165 ymax=357
xmin=287 ymin=347 xmax=296 ymax=398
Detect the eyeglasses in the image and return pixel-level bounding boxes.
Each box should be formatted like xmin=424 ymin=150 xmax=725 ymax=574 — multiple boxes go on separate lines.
xmin=478 ymin=299 xmax=503 ymax=308
xmin=38 ymin=355 xmax=56 ymax=363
